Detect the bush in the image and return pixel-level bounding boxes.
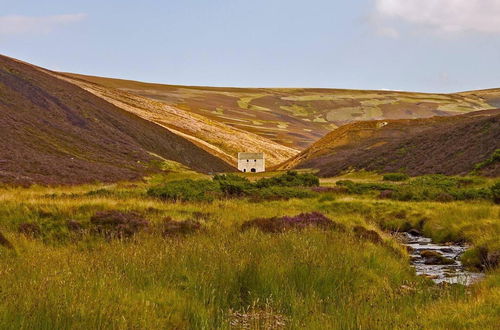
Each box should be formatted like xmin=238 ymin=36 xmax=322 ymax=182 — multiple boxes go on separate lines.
xmin=148 ymin=172 xmax=320 ymax=202
xmin=147 ymin=179 xmax=220 ymax=202
xmin=352 ymin=226 xmax=382 ymax=244
xmin=67 ymin=220 xmax=84 ymax=232
xmin=473 ymin=149 xmax=500 ymax=172
xmin=90 ymin=211 xmax=149 ymax=238
xmin=215 ymin=175 xmax=253 ymax=197
xmin=336 ymin=180 xmax=394 ymax=194
xmin=249 ymin=186 xmax=315 ymax=202
xmin=161 ymin=217 xmax=202 ymax=237
xmin=242 ymin=212 xmax=344 ymax=233
xmin=491 ymin=182 xmax=500 ymax=204
xmin=255 ymin=171 xmax=319 ymax=188
xmin=18 ymin=222 xmax=41 ymax=238
xmin=383 ymin=173 xmax=409 ymax=181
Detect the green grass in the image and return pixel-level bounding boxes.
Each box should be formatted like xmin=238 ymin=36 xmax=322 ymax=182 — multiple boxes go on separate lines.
xmin=0 ymin=172 xmax=498 ymax=329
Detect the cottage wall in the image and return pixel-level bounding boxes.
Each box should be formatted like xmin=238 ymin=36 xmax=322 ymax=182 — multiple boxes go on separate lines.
xmin=237 ymin=153 xmax=265 ymax=173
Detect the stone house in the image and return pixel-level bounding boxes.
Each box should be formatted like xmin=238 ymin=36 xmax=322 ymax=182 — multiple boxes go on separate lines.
xmin=237 ymin=152 xmax=265 ymax=173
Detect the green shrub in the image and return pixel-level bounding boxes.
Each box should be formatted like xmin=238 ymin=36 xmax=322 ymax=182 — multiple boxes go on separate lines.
xmin=383 ymin=173 xmax=409 ymax=181
xmin=336 ymin=180 xmax=394 ymax=194
xmin=255 ymin=171 xmax=319 ymax=188
xmin=491 ymin=182 xmax=500 ymax=204
xmin=147 ymin=179 xmax=220 ymax=202
xmin=213 ymin=174 xmax=253 ymax=197
xmin=249 ymin=186 xmax=315 ymax=202
xmin=473 ymin=149 xmax=500 ymax=172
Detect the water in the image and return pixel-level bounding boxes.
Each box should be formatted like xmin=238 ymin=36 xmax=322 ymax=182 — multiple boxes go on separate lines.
xmin=399 ymin=232 xmax=484 ymax=285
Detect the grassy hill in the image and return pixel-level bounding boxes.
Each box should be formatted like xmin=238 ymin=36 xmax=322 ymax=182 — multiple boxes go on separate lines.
xmin=0 ymin=55 xmax=233 ymax=185
xmin=280 ymin=109 xmax=500 ymax=176
xmin=55 ymin=73 xmax=299 ymax=167
xmin=65 ymin=73 xmax=497 ymax=149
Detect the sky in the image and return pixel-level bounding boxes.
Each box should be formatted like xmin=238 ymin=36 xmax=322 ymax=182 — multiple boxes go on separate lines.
xmin=1 ymin=0 xmax=499 ymax=93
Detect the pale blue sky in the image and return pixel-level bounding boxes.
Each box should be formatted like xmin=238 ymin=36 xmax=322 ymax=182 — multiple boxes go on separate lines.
xmin=1 ymin=0 xmax=499 ymax=93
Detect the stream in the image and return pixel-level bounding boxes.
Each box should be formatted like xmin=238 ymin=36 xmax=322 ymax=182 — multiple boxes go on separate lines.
xmin=399 ymin=231 xmax=484 ymax=285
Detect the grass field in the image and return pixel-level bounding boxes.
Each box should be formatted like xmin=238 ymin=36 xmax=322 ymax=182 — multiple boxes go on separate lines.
xmin=0 ymin=171 xmax=498 ymax=329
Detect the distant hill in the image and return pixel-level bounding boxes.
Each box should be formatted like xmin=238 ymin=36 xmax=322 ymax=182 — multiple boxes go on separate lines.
xmin=56 ymin=73 xmax=298 ymax=167
xmin=65 ymin=73 xmax=497 ymax=149
xmin=279 ymin=109 xmax=500 ymax=177
xmin=0 ymin=55 xmax=233 ymax=185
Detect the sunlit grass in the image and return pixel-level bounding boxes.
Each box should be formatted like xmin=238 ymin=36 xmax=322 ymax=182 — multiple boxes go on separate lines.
xmin=0 ymin=172 xmax=498 ymax=328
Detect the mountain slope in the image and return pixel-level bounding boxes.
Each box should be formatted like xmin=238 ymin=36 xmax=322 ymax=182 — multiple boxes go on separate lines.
xmin=0 ymin=55 xmax=233 ymax=185
xmin=53 ymin=73 xmax=298 ymax=167
xmin=64 ymin=73 xmax=496 ymax=149
xmin=280 ymin=109 xmax=500 ymax=177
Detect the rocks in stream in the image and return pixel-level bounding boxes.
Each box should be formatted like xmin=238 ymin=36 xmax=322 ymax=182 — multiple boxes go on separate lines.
xmin=420 ymin=250 xmax=455 ymax=265
xmin=408 ymin=229 xmax=421 ymax=237
xmin=400 ymin=231 xmax=484 ymax=285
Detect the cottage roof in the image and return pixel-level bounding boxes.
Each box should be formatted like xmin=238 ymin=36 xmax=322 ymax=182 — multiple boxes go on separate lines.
xmin=238 ymin=152 xmax=264 ymax=159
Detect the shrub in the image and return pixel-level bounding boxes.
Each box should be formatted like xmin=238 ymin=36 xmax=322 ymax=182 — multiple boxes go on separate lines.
xmin=90 ymin=211 xmax=149 ymax=238
xmin=241 ymin=212 xmax=344 ymax=233
xmin=379 ymin=190 xmax=393 ymax=199
xmin=161 ymin=217 xmax=202 ymax=237
xmin=249 ymin=186 xmax=315 ymax=202
xmin=67 ymin=220 xmax=83 ymax=232
xmin=147 ymin=179 xmax=220 ymax=202
xmin=18 ymin=222 xmax=41 ymax=238
xmin=383 ymin=173 xmax=409 ymax=181
xmin=336 ymin=180 xmax=394 ymax=194
xmin=311 ymin=186 xmax=347 ymax=194
xmin=255 ymin=171 xmax=319 ymax=188
xmin=473 ymin=149 xmax=500 ymax=172
xmin=352 ymin=226 xmax=382 ymax=244
xmin=491 ymin=182 xmax=500 ymax=204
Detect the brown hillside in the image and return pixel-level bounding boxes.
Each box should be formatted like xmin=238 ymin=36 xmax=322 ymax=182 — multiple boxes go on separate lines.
xmin=0 ymin=55 xmax=233 ymax=185
xmin=280 ymin=109 xmax=500 ymax=177
xmin=53 ymin=73 xmax=298 ymax=167
xmin=65 ymin=73 xmax=496 ymax=149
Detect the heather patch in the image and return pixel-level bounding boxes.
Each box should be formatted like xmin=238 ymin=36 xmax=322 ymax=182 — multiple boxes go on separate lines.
xmin=90 ymin=211 xmax=149 ymax=239
xmin=160 ymin=217 xmax=202 ymax=237
xmin=241 ymin=212 xmax=344 ymax=233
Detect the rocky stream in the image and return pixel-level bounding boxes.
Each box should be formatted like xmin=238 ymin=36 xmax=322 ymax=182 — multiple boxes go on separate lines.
xmin=400 ymin=231 xmax=484 ymax=285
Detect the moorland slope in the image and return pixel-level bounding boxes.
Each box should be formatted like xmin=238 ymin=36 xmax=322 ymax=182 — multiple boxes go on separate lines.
xmin=65 ymin=73 xmax=497 ymax=149
xmin=55 ymin=73 xmax=298 ymax=167
xmin=280 ymin=109 xmax=500 ymax=176
xmin=0 ymin=55 xmax=233 ymax=185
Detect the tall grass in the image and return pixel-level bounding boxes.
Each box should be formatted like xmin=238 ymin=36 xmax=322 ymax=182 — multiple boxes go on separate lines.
xmin=0 ymin=175 xmax=498 ymax=329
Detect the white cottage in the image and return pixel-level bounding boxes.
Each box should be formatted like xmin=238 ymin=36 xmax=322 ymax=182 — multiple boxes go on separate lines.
xmin=237 ymin=152 xmax=265 ymax=173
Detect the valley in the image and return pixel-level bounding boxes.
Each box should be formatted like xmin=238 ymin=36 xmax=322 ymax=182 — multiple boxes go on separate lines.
xmin=0 ymin=54 xmax=498 ymax=329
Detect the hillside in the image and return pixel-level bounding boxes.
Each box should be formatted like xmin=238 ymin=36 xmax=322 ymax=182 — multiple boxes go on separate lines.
xmin=65 ymin=73 xmax=497 ymax=149
xmin=54 ymin=73 xmax=298 ymax=167
xmin=0 ymin=55 xmax=233 ymax=185
xmin=280 ymin=109 xmax=500 ymax=177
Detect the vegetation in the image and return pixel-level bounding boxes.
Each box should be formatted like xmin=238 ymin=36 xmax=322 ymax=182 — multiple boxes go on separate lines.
xmin=0 ymin=171 xmax=498 ymax=328
xmin=148 ymin=171 xmax=319 ymax=202
xmin=473 ymin=149 xmax=500 ymax=173
xmin=68 ymin=71 xmax=497 ymax=150
xmin=336 ymin=175 xmax=498 ymax=203
xmin=383 ymin=173 xmax=409 ymax=181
